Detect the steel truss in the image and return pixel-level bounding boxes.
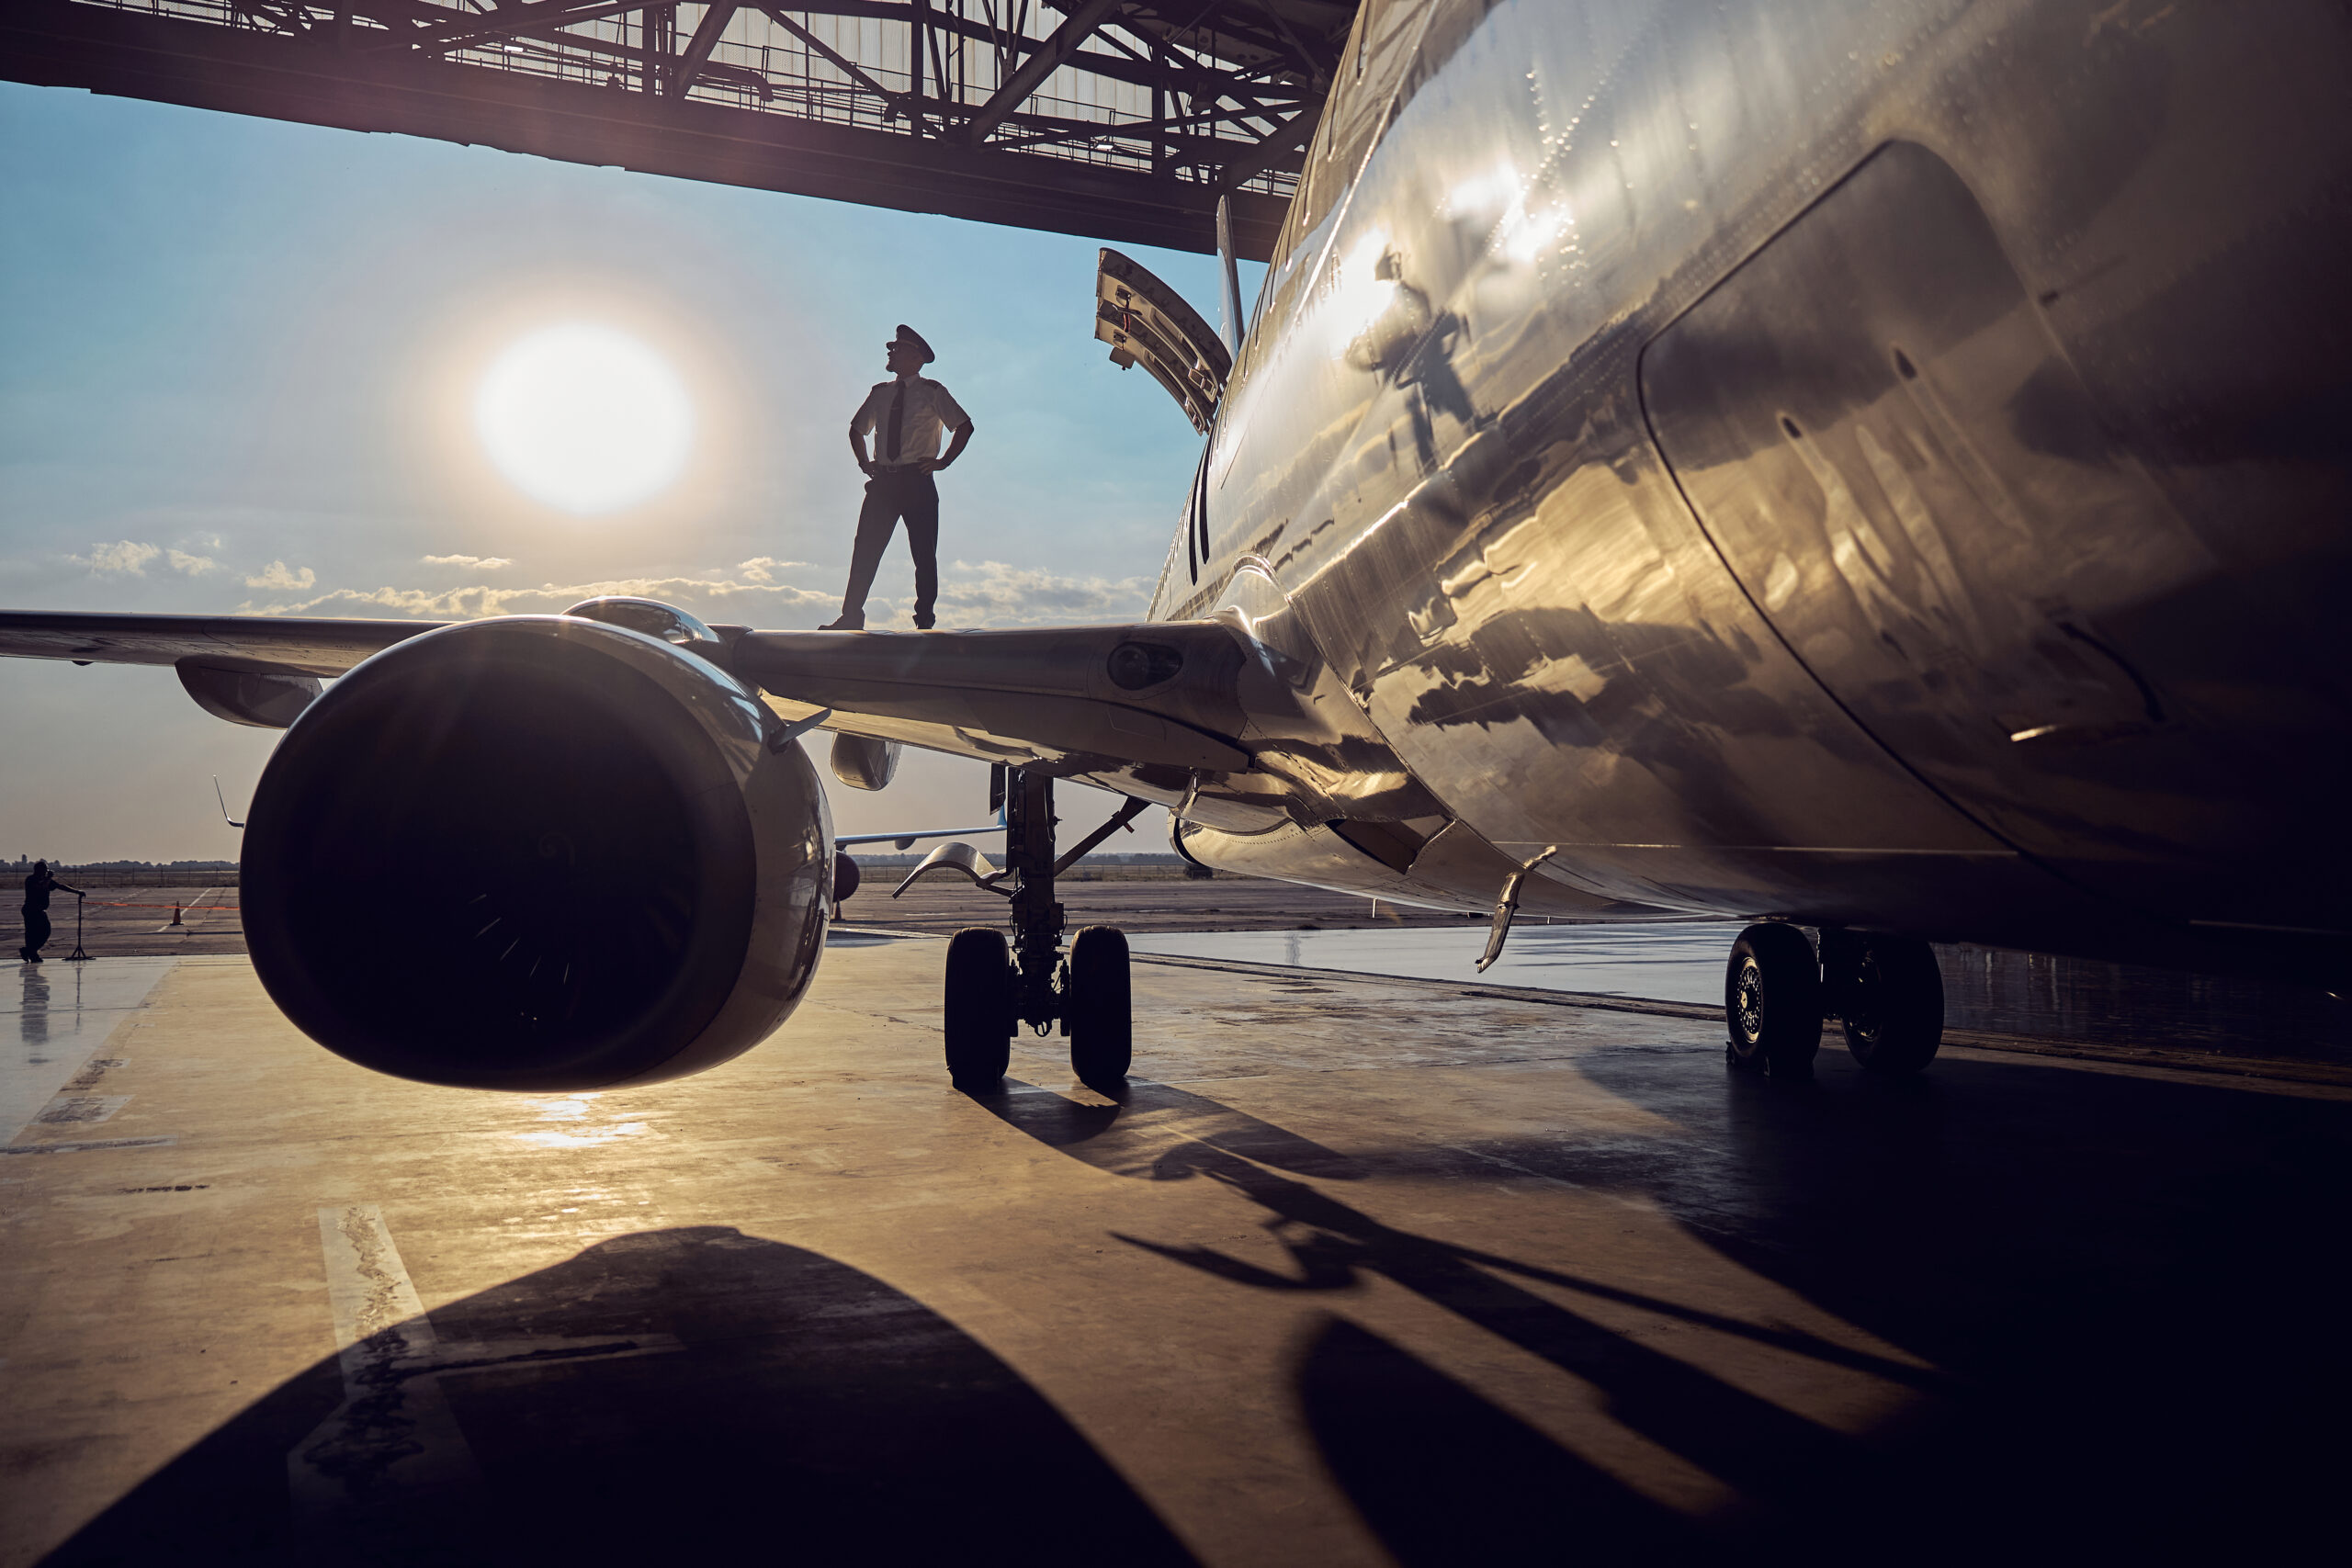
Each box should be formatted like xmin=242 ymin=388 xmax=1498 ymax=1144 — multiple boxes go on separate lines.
xmin=2 ymin=0 xmax=1361 ymax=255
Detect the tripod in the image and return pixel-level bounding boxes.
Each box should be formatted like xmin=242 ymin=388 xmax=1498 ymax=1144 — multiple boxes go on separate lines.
xmin=64 ymin=893 xmax=89 ymax=962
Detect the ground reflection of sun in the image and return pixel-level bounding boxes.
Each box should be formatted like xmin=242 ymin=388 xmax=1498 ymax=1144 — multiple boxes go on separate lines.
xmin=516 ymin=1093 xmax=650 ymax=1148
xmin=473 ymin=321 xmax=694 ymax=515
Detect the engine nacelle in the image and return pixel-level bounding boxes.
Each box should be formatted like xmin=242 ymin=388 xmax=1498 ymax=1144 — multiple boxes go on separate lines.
xmin=240 ymin=616 xmax=831 ymax=1091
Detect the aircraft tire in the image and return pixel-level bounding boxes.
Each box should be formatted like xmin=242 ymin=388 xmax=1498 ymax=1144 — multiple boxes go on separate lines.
xmin=1724 ymin=922 xmax=1822 ymax=1078
xmin=1065 ymin=926 xmax=1133 ymax=1088
xmin=1838 ymin=934 xmax=1944 ymax=1076
xmin=944 ymin=927 xmax=1014 ymax=1089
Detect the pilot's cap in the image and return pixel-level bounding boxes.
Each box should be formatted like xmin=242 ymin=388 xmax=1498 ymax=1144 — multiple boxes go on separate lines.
xmin=890 ymin=323 xmax=935 ymax=365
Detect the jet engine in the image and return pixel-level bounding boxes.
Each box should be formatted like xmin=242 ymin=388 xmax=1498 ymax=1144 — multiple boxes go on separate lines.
xmin=239 ymin=615 xmax=831 ymax=1091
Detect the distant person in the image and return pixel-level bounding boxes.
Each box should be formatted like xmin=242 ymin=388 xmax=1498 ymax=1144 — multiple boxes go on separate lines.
xmin=820 ymin=324 xmax=974 ymax=632
xmin=18 ymin=861 xmax=81 ymax=964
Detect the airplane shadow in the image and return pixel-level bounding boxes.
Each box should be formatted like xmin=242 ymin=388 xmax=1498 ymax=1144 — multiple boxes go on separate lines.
xmin=981 ymin=1077 xmax=1365 ymax=1182
xmin=48 ymin=1226 xmax=1195 ymax=1567
xmin=985 ymin=1053 xmax=2352 ymax=1565
xmin=1297 ymin=1315 xmax=1707 ymax=1564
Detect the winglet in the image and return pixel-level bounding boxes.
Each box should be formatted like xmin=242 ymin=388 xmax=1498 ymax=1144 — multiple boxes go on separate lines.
xmin=213 ymin=776 xmax=246 ymax=830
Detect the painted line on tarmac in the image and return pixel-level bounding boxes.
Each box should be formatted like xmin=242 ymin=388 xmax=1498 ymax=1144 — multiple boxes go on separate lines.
xmin=288 ymin=1204 xmax=486 ymax=1523
xmin=0 ymin=1135 xmax=176 ymax=1156
xmin=288 ymin=1206 xmax=686 ymax=1530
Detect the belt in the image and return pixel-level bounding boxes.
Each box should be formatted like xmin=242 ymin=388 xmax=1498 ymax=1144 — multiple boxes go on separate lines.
xmin=870 ymin=463 xmax=931 ymax=473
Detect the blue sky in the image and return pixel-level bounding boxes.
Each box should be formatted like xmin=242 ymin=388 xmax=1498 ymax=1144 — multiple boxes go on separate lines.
xmin=1 ymin=80 xmax=1258 ymax=862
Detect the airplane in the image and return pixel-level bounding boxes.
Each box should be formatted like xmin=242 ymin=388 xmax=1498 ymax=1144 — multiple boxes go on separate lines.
xmin=4 ymin=0 xmax=2346 ymax=1099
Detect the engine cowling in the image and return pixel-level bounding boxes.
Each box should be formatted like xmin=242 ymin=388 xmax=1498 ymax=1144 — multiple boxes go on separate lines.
xmin=240 ymin=615 xmax=831 ymax=1091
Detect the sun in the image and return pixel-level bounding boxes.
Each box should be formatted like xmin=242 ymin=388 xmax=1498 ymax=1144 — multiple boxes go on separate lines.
xmin=473 ymin=322 xmax=694 ymax=514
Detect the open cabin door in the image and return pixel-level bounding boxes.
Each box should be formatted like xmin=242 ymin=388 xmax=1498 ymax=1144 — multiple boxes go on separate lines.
xmin=1095 ymin=248 xmax=1231 ymax=433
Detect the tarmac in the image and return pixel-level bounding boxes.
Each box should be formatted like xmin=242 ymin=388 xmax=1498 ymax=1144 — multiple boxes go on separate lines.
xmin=5 ymin=931 xmax=2349 ymax=1565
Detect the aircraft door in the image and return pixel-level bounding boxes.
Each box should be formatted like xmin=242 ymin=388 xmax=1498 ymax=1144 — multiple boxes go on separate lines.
xmin=1095 ymin=247 xmax=1229 ymax=433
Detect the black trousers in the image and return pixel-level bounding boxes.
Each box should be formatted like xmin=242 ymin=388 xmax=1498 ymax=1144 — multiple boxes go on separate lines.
xmin=21 ymin=907 xmax=49 ymax=956
xmin=839 ymin=468 xmax=939 ymax=623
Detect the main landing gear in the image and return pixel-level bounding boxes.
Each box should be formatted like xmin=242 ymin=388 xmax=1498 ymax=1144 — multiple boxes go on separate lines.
xmin=1724 ymin=922 xmax=1944 ymax=1078
xmin=940 ymin=768 xmax=1141 ymax=1093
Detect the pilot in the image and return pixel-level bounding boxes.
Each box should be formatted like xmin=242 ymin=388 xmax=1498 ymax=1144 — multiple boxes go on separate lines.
xmin=18 ymin=860 xmax=81 ymax=964
xmin=821 ymin=324 xmax=975 ymax=632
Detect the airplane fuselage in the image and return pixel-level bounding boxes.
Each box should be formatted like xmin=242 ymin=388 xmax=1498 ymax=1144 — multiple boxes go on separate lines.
xmin=1148 ymin=0 xmax=2352 ymax=982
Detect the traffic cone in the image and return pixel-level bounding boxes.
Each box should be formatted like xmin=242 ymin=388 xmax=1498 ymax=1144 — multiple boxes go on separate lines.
xmin=168 ymin=903 xmax=183 ymax=928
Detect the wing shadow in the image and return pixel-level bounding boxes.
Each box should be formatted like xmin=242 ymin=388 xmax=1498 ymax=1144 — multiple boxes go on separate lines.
xmin=49 ymin=1225 xmax=1195 ymax=1567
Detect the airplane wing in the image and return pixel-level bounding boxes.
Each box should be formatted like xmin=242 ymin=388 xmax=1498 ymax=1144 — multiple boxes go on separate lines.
xmin=0 ymin=607 xmax=1406 ymax=827
xmin=0 ymin=605 xmax=1652 ymax=942
xmin=0 ymin=609 xmax=435 ymax=675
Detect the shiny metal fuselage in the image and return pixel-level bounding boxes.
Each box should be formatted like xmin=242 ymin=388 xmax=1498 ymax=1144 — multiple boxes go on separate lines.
xmin=1150 ymin=0 xmax=2352 ymax=979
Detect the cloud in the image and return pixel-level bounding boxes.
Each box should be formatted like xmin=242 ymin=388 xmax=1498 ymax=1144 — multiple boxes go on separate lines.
xmin=423 ymin=553 xmax=514 ymax=570
xmin=735 ymin=557 xmax=806 ymax=584
xmin=74 ymin=540 xmax=162 ymax=576
xmin=933 ymin=560 xmax=1153 ymax=626
xmin=245 ymin=560 xmax=317 ymax=591
xmin=165 ymin=549 xmax=220 ymax=575
xmin=237 ymin=560 xmax=1150 ymax=631
xmin=243 ymin=573 xmax=836 ymax=620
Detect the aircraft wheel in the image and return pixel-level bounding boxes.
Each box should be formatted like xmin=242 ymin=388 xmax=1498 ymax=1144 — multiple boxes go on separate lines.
xmin=1065 ymin=926 xmax=1133 ymax=1088
xmin=1838 ymin=934 xmax=1944 ymax=1076
xmin=944 ymin=928 xmax=1013 ymax=1089
xmin=1724 ymin=922 xmax=1822 ymax=1078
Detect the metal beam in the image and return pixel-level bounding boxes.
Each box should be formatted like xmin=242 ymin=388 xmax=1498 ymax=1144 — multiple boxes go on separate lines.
xmin=641 ymin=4 xmax=672 ymax=97
xmin=962 ymin=0 xmax=1118 ymax=144
xmin=668 ymin=1 xmax=739 ymax=97
xmin=392 ymin=0 xmax=646 ymax=55
xmin=1243 ymin=0 xmax=1328 ymax=89
xmin=1213 ymin=94 xmax=1317 ymax=191
xmin=756 ymin=6 xmax=907 ymax=117
xmin=0 ymin=0 xmax=1295 ymax=256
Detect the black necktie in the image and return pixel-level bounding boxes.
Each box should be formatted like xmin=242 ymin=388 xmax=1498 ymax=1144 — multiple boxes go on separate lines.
xmin=885 ymin=384 xmax=905 ymax=462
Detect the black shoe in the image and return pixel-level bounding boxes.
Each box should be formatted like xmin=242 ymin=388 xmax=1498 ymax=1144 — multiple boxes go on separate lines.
xmin=818 ymin=615 xmax=865 ymax=632
xmin=914 ymin=614 xmax=935 ymax=630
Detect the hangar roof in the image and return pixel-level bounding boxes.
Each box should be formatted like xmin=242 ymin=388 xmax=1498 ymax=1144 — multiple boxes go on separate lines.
xmin=2 ymin=0 xmax=1363 ymax=258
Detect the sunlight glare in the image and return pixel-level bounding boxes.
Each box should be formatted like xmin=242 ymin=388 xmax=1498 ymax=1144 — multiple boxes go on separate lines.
xmin=474 ymin=322 xmax=694 ymax=514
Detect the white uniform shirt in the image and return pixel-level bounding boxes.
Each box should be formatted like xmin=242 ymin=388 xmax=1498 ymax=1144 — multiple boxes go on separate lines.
xmin=851 ymin=376 xmax=969 ymax=467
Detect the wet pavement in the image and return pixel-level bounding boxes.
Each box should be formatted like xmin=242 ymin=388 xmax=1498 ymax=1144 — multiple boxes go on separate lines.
xmin=3 ymin=939 xmax=2348 ymax=1565
xmin=1133 ymin=922 xmax=1742 ymax=1005
xmin=1131 ymin=924 xmax=2352 ymax=1066
xmin=1 ymin=957 xmax=176 ymax=1142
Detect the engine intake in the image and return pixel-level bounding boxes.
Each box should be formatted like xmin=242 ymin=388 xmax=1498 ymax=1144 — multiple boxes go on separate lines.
xmin=240 ymin=616 xmax=831 ymax=1090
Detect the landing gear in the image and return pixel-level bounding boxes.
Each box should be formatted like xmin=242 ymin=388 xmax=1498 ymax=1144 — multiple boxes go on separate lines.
xmin=934 ymin=767 xmax=1144 ymax=1091
xmin=1822 ymin=930 xmax=1944 ymax=1076
xmin=943 ymin=928 xmax=1013 ymax=1089
xmin=1724 ymin=922 xmax=1823 ymax=1077
xmin=1065 ymin=927 xmax=1132 ymax=1088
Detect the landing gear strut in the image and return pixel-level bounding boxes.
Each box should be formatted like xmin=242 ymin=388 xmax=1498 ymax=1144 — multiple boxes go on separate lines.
xmin=940 ymin=768 xmax=1141 ymax=1092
